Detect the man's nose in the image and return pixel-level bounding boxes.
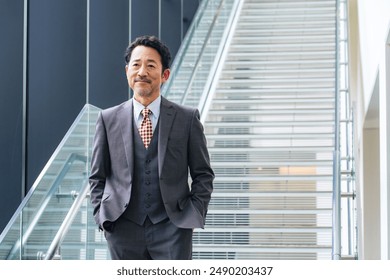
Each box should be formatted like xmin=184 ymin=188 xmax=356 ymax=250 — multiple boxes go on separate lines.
xmin=138 ymin=65 xmax=147 ymax=76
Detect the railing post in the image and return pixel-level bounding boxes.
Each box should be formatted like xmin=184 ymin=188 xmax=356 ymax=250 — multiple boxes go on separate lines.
xmin=333 ymin=151 xmax=341 ymax=260
xmin=44 ymin=181 xmax=90 ymax=260
xmin=332 ymin=0 xmax=341 ymax=260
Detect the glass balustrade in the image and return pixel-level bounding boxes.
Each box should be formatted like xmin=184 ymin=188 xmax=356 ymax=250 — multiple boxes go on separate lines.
xmin=0 ymin=104 xmax=101 ymax=260
xmin=162 ymin=0 xmax=239 ymax=114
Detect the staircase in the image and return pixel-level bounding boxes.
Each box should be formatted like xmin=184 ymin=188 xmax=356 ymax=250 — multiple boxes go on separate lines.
xmin=193 ymin=0 xmax=336 ymax=259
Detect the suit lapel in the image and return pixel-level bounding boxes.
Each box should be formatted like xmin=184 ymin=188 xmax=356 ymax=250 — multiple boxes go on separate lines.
xmin=118 ymin=100 xmax=134 ymax=176
xmin=158 ymin=97 xmax=176 ymax=176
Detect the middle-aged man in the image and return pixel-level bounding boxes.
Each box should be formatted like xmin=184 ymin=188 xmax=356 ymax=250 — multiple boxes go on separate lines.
xmin=89 ymin=35 xmax=214 ymax=260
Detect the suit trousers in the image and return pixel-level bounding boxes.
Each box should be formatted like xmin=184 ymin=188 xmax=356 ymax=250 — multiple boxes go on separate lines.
xmin=104 ymin=216 xmax=193 ymax=260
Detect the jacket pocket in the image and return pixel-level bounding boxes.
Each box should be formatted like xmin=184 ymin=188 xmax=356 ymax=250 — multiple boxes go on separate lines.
xmin=177 ymin=196 xmax=189 ymax=210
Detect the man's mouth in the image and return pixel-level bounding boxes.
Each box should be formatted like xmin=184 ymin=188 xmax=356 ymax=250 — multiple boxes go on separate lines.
xmin=135 ymin=79 xmax=151 ymax=83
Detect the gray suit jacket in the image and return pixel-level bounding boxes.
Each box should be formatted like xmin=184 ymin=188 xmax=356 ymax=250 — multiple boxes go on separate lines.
xmin=89 ymin=97 xmax=214 ymax=229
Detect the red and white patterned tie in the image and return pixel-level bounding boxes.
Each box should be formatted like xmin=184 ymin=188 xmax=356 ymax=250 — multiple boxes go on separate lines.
xmin=139 ymin=108 xmax=153 ymax=148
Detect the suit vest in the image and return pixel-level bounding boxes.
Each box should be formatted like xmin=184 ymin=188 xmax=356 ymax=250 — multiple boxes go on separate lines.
xmin=122 ymin=116 xmax=168 ymax=225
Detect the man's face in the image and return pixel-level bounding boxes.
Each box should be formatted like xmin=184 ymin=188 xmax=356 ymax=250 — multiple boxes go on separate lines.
xmin=125 ymin=45 xmax=170 ymax=102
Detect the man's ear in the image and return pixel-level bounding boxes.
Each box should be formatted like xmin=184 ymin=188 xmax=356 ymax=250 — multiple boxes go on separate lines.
xmin=162 ymin=68 xmax=170 ymax=83
xmin=125 ymin=64 xmax=128 ymax=73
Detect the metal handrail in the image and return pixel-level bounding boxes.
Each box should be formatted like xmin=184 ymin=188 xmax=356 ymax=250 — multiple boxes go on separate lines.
xmin=339 ymin=0 xmax=357 ymax=259
xmin=333 ymin=0 xmax=358 ymax=260
xmin=332 ymin=0 xmax=341 ymax=260
xmin=5 ymin=153 xmax=87 ymax=260
xmin=162 ymin=0 xmax=240 ymax=108
xmin=198 ymin=0 xmax=243 ymax=121
xmin=179 ymin=0 xmax=226 ymax=106
xmin=162 ymin=0 xmax=243 ymax=118
xmin=161 ymin=0 xmax=210 ymax=97
xmin=44 ymin=181 xmax=90 ymax=260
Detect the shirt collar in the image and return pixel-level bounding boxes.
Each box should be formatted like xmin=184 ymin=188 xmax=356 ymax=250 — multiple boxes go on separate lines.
xmin=133 ymin=95 xmax=161 ymax=120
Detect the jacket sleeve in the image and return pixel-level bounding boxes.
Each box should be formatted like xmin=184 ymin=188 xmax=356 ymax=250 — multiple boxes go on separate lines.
xmin=89 ymin=112 xmax=111 ymax=226
xmin=188 ymin=109 xmax=214 ymax=221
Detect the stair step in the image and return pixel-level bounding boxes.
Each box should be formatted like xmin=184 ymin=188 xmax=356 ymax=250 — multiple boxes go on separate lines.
xmin=222 ymin=67 xmax=335 ymax=74
xmin=211 ymin=161 xmax=332 ymax=167
xmin=208 ymin=209 xmax=332 ymax=215
xmin=239 ymin=13 xmax=335 ymax=22
xmin=193 ymin=245 xmax=332 ymax=254
xmin=208 ymin=146 xmax=334 ymax=152
xmin=206 ymin=121 xmax=334 ymax=127
xmin=224 ymin=60 xmax=335 ymax=67
xmin=244 ymin=0 xmax=335 ymax=8
xmin=208 ymin=109 xmax=335 ymax=115
xmin=211 ymin=99 xmax=334 ymax=105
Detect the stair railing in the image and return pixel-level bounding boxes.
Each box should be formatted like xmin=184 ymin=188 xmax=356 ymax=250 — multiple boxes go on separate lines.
xmin=161 ymin=0 xmax=211 ymax=99
xmin=178 ymin=0 xmax=226 ymax=106
xmin=0 ymin=104 xmax=101 ymax=260
xmin=332 ymin=0 xmax=342 ymax=260
xmin=162 ymin=0 xmax=240 ymax=112
xmin=42 ymin=181 xmax=90 ymax=260
xmin=333 ymin=0 xmax=357 ymax=260
xmin=198 ymin=0 xmax=243 ymax=122
xmin=338 ymin=0 xmax=358 ymax=259
xmin=4 ymin=153 xmax=87 ymax=260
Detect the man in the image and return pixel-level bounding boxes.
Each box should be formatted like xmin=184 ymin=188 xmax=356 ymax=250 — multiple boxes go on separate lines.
xmin=89 ymin=35 xmax=214 ymax=260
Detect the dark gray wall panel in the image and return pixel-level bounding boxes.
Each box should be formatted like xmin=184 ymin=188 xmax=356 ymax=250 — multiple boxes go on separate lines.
xmin=131 ymin=0 xmax=159 ymax=40
xmin=161 ymin=0 xmax=182 ymax=58
xmin=27 ymin=0 xmax=87 ymax=188
xmin=89 ymin=0 xmax=129 ymax=109
xmin=0 ymin=0 xmax=24 ymax=232
xmin=183 ymin=0 xmax=200 ymax=36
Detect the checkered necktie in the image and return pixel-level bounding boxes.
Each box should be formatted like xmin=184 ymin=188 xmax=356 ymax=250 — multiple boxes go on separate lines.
xmin=139 ymin=108 xmax=153 ymax=148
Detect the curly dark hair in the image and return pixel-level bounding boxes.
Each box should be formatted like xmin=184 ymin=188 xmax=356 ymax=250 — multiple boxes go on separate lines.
xmin=124 ymin=35 xmax=171 ymax=72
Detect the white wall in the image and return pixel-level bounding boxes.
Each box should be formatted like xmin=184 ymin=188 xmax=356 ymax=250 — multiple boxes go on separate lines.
xmin=353 ymin=0 xmax=390 ymax=259
xmin=362 ymin=127 xmax=381 ymax=259
xmin=357 ymin=0 xmax=390 ymax=115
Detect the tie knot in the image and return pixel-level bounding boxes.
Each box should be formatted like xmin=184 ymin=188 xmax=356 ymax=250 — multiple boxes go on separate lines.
xmin=142 ymin=108 xmax=151 ymax=118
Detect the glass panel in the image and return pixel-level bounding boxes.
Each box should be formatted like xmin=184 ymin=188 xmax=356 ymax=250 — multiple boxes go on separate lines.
xmin=162 ymin=0 xmax=238 ymax=112
xmin=0 ymin=104 xmax=101 ymax=260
